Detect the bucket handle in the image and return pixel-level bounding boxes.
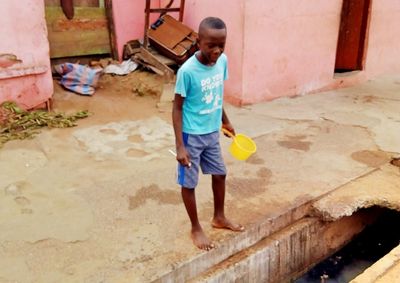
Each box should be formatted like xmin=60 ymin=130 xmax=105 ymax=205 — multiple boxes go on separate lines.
xmin=221 ymin=128 xmax=235 ymax=138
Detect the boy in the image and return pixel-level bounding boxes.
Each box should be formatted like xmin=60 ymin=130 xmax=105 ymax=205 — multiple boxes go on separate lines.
xmin=172 ymin=17 xmax=244 ymax=251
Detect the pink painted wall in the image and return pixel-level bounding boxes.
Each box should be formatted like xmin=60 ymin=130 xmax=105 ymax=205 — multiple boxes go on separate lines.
xmin=112 ymin=0 xmax=400 ymax=105
xmin=365 ymin=0 xmax=400 ymax=77
xmin=242 ymin=1 xmax=343 ymax=103
xmin=0 ymin=0 xmax=53 ymax=109
xmin=240 ymin=0 xmax=400 ymax=104
xmin=112 ymin=0 xmax=166 ymax=58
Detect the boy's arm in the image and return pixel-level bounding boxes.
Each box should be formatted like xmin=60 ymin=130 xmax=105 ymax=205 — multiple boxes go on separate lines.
xmin=222 ymin=107 xmax=236 ymax=136
xmin=172 ymin=94 xmax=191 ymax=167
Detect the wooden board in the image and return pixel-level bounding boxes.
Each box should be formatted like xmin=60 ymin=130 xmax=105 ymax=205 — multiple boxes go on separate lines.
xmin=148 ymin=15 xmax=192 ymax=50
xmin=335 ymin=0 xmax=371 ymax=71
xmin=45 ymin=7 xmax=110 ymax=58
xmin=45 ymin=0 xmax=101 ymax=7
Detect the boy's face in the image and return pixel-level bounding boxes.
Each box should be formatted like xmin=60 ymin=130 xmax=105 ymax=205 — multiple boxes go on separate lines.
xmin=197 ymin=28 xmax=227 ymax=65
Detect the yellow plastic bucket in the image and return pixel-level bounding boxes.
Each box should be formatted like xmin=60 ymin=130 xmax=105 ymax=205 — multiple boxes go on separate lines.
xmin=221 ymin=129 xmax=257 ymax=161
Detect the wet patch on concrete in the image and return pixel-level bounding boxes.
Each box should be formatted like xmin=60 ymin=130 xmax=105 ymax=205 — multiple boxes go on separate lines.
xmin=227 ymin=177 xmax=269 ymax=198
xmin=390 ymin=157 xmax=400 ymax=167
xmin=128 ymin=184 xmax=181 ymax=210
xmin=277 ymin=135 xmax=312 ymax=151
xmin=357 ymin=95 xmax=378 ymax=104
xmin=126 ymin=148 xmax=149 ymax=158
xmin=246 ymin=154 xmax=265 ymax=164
xmin=257 ymin=167 xmax=272 ymax=179
xmin=351 ymin=150 xmax=391 ymax=167
xmin=128 ymin=134 xmax=144 ymax=143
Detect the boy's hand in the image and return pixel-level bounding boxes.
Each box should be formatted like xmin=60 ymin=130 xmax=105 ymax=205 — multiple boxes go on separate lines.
xmin=222 ymin=123 xmax=236 ymax=137
xmin=176 ymin=146 xmax=191 ymax=168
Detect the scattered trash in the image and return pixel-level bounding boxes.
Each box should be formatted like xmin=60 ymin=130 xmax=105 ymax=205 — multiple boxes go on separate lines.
xmin=103 ymin=59 xmax=138 ymax=75
xmin=132 ymin=81 xmax=161 ymax=97
xmin=90 ymin=58 xmax=114 ymax=69
xmin=0 ymin=101 xmax=89 ymax=148
xmin=123 ymin=39 xmax=142 ymax=60
xmin=53 ymin=63 xmax=102 ymax=95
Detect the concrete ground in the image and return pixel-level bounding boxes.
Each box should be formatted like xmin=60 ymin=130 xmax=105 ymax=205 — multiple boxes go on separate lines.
xmin=1 ymin=71 xmax=400 ymax=282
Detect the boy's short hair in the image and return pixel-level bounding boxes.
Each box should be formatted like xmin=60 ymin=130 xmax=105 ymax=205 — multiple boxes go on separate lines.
xmin=199 ymin=17 xmax=226 ymax=31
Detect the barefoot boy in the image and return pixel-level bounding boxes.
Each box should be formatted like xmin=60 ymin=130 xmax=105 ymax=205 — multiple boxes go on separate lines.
xmin=172 ymin=17 xmax=244 ymax=251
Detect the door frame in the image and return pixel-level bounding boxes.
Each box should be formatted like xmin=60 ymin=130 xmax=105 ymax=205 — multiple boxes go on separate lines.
xmin=334 ymin=0 xmax=373 ymax=73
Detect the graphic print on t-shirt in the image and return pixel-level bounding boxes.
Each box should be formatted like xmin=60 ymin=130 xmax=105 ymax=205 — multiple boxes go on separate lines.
xmin=199 ymin=73 xmax=223 ymax=115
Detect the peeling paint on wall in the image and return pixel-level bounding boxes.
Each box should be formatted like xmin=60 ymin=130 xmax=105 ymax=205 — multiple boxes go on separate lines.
xmin=0 ymin=54 xmax=22 ymax=68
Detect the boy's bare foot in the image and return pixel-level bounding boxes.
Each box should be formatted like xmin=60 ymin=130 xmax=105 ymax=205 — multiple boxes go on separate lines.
xmin=191 ymin=227 xmax=215 ymax=251
xmin=211 ymin=217 xmax=245 ymax=232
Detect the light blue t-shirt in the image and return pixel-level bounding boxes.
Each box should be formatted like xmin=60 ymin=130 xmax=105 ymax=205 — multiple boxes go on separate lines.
xmin=175 ymin=53 xmax=228 ymax=135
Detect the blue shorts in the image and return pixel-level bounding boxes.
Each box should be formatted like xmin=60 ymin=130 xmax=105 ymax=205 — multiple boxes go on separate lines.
xmin=177 ymin=131 xmax=226 ymax=189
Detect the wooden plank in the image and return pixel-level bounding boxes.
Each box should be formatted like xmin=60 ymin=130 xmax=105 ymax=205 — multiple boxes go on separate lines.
xmin=335 ymin=0 xmax=370 ymax=71
xmin=45 ymin=7 xmax=110 ymax=58
xmin=104 ymin=0 xmax=118 ymax=59
xmin=134 ymin=47 xmax=174 ymax=81
xmin=148 ymin=15 xmax=192 ymax=50
xmin=45 ymin=0 xmax=100 ymax=7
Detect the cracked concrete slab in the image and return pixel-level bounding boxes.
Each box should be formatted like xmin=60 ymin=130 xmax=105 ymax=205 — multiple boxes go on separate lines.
xmin=1 ymin=73 xmax=400 ymax=282
xmin=312 ymin=164 xmax=400 ymax=221
xmin=73 ymin=117 xmax=175 ymax=161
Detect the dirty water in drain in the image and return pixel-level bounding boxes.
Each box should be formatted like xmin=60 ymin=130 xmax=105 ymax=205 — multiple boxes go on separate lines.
xmin=295 ymin=208 xmax=400 ymax=283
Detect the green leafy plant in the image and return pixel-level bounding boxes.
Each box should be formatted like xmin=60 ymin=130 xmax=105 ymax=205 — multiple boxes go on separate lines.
xmin=0 ymin=101 xmax=89 ymax=148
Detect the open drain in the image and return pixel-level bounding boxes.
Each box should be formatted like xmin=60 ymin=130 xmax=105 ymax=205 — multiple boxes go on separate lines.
xmin=295 ymin=208 xmax=400 ymax=283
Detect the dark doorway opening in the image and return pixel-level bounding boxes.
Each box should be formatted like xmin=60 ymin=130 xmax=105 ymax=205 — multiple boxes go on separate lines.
xmin=334 ymin=0 xmax=371 ymax=73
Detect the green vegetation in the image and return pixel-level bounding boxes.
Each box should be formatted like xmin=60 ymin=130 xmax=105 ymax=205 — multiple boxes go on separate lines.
xmin=0 ymin=101 xmax=89 ymax=148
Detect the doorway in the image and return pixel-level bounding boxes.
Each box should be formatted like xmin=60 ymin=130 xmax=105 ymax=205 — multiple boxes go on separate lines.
xmin=334 ymin=0 xmax=371 ymax=73
xmin=44 ymin=0 xmax=113 ymax=60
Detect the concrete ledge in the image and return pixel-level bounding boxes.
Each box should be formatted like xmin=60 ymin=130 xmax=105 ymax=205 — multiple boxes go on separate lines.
xmin=190 ymin=210 xmax=376 ymax=283
xmin=351 ymin=244 xmax=400 ymax=283
xmin=152 ymin=202 xmax=312 ymax=282
xmin=312 ymin=165 xmax=400 ymax=221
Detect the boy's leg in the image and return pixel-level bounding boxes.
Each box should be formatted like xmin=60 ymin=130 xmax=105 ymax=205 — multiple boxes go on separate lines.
xmin=181 ymin=187 xmax=214 ymax=250
xmin=211 ymin=175 xmax=244 ymax=231
xmin=177 ymin=133 xmax=214 ymax=250
xmin=199 ymin=131 xmax=244 ymax=232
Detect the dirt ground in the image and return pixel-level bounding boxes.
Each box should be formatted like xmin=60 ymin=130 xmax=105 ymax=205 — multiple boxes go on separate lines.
xmin=52 ymin=69 xmax=169 ymax=123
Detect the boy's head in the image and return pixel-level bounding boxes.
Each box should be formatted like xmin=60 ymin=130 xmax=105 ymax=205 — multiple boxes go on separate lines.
xmin=197 ymin=17 xmax=227 ymax=65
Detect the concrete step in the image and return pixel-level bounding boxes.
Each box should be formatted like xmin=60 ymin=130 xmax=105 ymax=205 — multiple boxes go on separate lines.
xmin=190 ymin=210 xmax=377 ymax=283
xmin=152 ymin=202 xmax=312 ymax=282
